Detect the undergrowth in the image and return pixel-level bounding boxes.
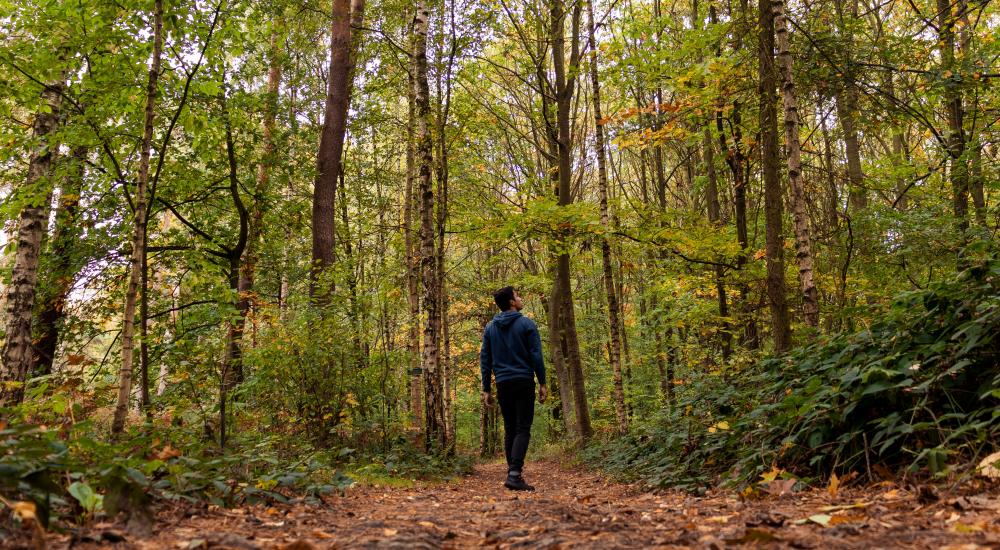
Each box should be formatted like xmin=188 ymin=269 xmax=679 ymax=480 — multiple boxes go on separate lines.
xmin=0 ymin=417 xmax=470 ymax=532
xmin=586 ymin=255 xmax=1000 ymax=491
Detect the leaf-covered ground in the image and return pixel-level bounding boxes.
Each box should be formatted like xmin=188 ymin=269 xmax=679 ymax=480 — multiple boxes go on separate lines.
xmin=28 ymin=459 xmax=1000 ymax=548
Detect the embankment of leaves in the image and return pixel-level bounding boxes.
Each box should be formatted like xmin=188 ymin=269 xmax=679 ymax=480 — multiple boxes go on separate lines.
xmin=0 ymin=420 xmax=470 ymax=533
xmin=586 ymin=257 xmax=1000 ymax=491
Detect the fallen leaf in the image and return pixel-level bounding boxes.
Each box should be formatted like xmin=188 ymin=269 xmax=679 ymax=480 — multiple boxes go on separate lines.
xmin=383 ymin=528 xmax=398 ymax=536
xmin=763 ymin=478 xmax=797 ymax=497
xmin=418 ymin=521 xmax=436 ymax=528
xmin=829 ymin=514 xmax=867 ymax=525
xmin=11 ymin=501 xmax=36 ymax=522
xmin=827 ymin=472 xmax=840 ymax=498
xmin=152 ymin=445 xmax=182 ymax=460
xmin=261 ymin=521 xmax=285 ymax=527
xmin=879 ymin=489 xmax=901 ymax=501
xmin=808 ymin=514 xmax=832 ymax=526
xmin=818 ymin=501 xmax=870 ymax=512
xmin=977 ymin=451 xmax=1000 ymax=480
xmin=952 ymin=522 xmax=984 ymax=534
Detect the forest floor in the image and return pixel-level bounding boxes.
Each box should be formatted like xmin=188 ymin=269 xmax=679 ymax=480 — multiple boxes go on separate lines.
xmin=39 ymin=458 xmax=1000 ymax=549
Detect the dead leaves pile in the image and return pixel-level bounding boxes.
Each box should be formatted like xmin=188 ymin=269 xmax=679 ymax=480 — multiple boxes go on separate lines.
xmin=28 ymin=460 xmax=1000 ymax=549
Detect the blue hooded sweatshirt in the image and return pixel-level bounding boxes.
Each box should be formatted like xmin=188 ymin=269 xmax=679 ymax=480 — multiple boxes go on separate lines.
xmin=480 ymin=310 xmax=546 ymax=393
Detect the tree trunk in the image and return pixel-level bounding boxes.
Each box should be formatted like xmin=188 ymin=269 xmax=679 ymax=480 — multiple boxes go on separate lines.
xmin=938 ymin=0 xmax=970 ymax=236
xmin=403 ymin=76 xmax=423 ymax=426
xmin=551 ymin=0 xmax=591 ymax=441
xmin=112 ymin=0 xmax=162 ymax=433
xmin=239 ymin=20 xmax=283 ymax=354
xmin=413 ymin=0 xmax=445 ymax=452
xmin=0 ymin=80 xmax=63 ymax=405
xmin=758 ymin=0 xmax=792 ymax=351
xmin=545 ymin=283 xmax=575 ymax=435
xmin=219 ymin=80 xmax=251 ymax=448
xmin=834 ymin=0 xmax=865 ymax=212
xmin=31 ymin=145 xmax=86 ymax=377
xmin=587 ymin=0 xmax=627 ymax=435
xmin=773 ymin=0 xmax=819 ymax=328
xmin=311 ymin=0 xmax=355 ymax=297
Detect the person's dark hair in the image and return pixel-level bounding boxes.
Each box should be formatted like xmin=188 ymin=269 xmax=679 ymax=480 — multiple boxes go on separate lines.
xmin=493 ymin=286 xmax=516 ymax=311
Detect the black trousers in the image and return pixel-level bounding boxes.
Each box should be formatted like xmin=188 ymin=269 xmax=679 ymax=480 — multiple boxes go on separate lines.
xmin=496 ymin=378 xmax=535 ymax=474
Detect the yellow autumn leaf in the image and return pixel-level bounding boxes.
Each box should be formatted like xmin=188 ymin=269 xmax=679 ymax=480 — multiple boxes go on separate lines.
xmin=12 ymin=501 xmax=36 ymax=522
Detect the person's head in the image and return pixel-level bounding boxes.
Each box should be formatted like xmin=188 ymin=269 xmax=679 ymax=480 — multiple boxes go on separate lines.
xmin=493 ymin=286 xmax=523 ymax=312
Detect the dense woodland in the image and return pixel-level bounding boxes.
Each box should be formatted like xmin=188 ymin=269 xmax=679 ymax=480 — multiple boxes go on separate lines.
xmin=0 ymin=0 xmax=999 ymax=527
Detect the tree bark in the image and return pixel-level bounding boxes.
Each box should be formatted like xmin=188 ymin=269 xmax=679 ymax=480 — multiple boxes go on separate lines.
xmin=311 ymin=0 xmax=355 ymax=298
xmin=113 ymin=0 xmax=162 ymax=433
xmin=0 ymin=80 xmax=63 ymax=406
xmin=587 ymin=0 xmax=627 ymax=435
xmin=403 ymin=69 xmax=423 ymax=426
xmin=938 ymin=0 xmax=970 ymax=236
xmin=773 ymin=0 xmax=819 ymax=328
xmin=31 ymin=145 xmax=86 ymax=377
xmin=413 ymin=0 xmax=446 ymax=451
xmin=758 ymin=0 xmax=792 ymax=351
xmin=551 ymin=0 xmax=592 ymax=441
xmin=834 ymin=0 xmax=865 ymax=212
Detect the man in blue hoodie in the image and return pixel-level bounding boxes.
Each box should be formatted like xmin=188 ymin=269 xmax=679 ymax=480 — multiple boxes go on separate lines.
xmin=480 ymin=286 xmax=548 ymax=491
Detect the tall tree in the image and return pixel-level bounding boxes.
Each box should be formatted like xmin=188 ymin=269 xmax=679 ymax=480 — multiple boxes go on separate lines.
xmin=587 ymin=0 xmax=627 ymax=435
xmin=758 ymin=0 xmax=792 ymax=351
xmin=413 ymin=0 xmax=446 ymax=451
xmin=0 ymin=79 xmax=63 ymax=406
xmin=834 ymin=0 xmax=866 ymax=212
xmin=31 ymin=145 xmax=87 ymax=377
xmin=113 ymin=0 xmax=163 ymax=433
xmin=773 ymin=0 xmax=819 ymax=327
xmin=937 ymin=0 xmax=970 ymax=236
xmin=550 ymin=0 xmax=592 ymax=439
xmin=311 ymin=0 xmax=357 ymax=296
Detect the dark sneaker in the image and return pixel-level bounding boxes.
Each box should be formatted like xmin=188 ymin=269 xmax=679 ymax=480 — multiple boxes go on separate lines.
xmin=504 ymin=474 xmax=535 ymax=491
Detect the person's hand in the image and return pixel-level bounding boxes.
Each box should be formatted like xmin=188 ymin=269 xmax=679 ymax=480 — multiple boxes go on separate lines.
xmin=481 ymin=391 xmax=493 ymax=408
xmin=538 ymin=384 xmax=548 ymax=404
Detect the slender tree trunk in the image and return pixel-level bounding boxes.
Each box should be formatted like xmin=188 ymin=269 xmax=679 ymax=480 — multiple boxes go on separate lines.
xmin=311 ymin=0 xmax=355 ymax=297
xmin=403 ymin=78 xmax=423 ymax=426
xmin=239 ymin=20 xmax=283 ymax=354
xmin=834 ymin=0 xmax=865 ymax=212
xmin=112 ymin=0 xmax=162 ymax=433
xmin=31 ymin=145 xmax=86 ymax=377
xmin=970 ymin=140 xmax=986 ymax=227
xmin=219 ymin=78 xmax=251 ymax=449
xmin=587 ymin=1 xmax=627 ymax=434
xmin=704 ymin=4 xmax=732 ymax=360
xmin=0 ymin=80 xmax=63 ymax=405
xmin=413 ymin=0 xmax=445 ymax=451
xmin=938 ymin=0 xmax=970 ymax=236
xmin=551 ymin=0 xmax=591 ymax=441
xmin=758 ymin=0 xmax=792 ymax=351
xmin=773 ymin=0 xmax=819 ymax=327
xmin=545 ymin=283 xmax=575 ymax=435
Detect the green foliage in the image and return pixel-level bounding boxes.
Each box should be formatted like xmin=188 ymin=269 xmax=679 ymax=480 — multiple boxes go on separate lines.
xmin=588 ymin=254 xmax=1000 ymax=489
xmin=0 ymin=419 xmax=357 ymax=528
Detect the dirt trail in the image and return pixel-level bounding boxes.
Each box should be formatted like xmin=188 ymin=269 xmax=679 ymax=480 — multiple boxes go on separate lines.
xmin=63 ymin=459 xmax=1000 ymax=549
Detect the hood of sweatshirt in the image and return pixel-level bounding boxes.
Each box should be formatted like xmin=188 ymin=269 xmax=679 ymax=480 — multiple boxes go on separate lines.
xmin=492 ymin=310 xmax=523 ymax=328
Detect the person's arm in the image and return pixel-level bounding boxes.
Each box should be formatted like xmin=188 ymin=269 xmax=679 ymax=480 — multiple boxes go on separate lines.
xmin=480 ymin=324 xmax=493 ymax=405
xmin=527 ymin=321 xmax=547 ymax=402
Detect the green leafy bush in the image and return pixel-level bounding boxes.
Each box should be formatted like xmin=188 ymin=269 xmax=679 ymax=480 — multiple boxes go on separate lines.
xmin=588 ymin=257 xmax=1000 ymax=489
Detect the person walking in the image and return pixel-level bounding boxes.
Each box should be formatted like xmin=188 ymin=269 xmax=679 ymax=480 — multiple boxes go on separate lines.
xmin=480 ymin=286 xmax=548 ymax=491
